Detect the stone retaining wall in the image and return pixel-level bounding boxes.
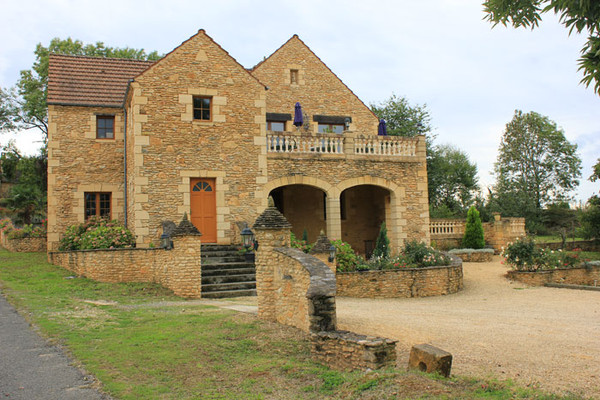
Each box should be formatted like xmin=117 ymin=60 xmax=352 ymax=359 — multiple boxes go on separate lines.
xmin=507 ymin=263 xmax=600 ymax=287
xmin=447 ymin=249 xmax=494 ymax=262
xmin=539 ymin=240 xmax=600 ymax=252
xmin=311 ymin=331 xmax=397 ymax=371
xmin=47 ymin=235 xmax=202 ymax=298
xmin=1 ymin=236 xmax=47 ymax=252
xmin=336 ymin=257 xmax=463 ymax=298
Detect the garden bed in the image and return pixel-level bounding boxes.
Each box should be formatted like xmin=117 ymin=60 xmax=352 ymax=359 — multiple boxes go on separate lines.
xmin=336 ymin=256 xmax=463 ymax=298
xmin=448 ymin=248 xmax=494 ymax=262
xmin=506 ymin=261 xmax=600 ymax=287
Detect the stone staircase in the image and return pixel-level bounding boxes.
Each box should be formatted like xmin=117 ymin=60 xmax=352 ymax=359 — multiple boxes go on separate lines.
xmin=201 ymin=244 xmax=257 ymax=298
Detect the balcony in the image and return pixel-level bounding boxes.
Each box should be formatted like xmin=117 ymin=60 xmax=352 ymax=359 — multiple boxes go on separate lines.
xmin=266 ymin=131 xmax=421 ymax=160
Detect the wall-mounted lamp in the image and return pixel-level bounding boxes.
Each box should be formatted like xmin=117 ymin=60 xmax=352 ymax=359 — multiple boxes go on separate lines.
xmin=328 ymin=244 xmax=336 ymax=263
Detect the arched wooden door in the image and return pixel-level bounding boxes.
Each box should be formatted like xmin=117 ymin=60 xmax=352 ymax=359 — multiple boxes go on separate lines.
xmin=190 ymin=178 xmax=217 ymax=243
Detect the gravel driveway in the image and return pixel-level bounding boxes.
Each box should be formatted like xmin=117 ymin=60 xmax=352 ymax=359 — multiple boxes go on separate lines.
xmin=336 ymin=256 xmax=600 ymax=398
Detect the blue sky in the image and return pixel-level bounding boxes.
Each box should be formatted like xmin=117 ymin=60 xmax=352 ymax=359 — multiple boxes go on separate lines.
xmin=1 ymin=0 xmax=598 ymax=202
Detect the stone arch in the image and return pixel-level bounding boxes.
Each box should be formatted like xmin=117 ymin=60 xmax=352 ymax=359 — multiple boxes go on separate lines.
xmin=336 ymin=176 xmax=406 ymax=254
xmin=263 ymin=175 xmax=334 ymax=198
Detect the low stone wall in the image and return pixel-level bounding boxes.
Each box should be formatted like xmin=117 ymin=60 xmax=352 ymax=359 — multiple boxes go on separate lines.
xmin=2 ymin=237 xmax=47 ymax=252
xmin=48 ymin=235 xmax=202 ymax=298
xmin=447 ymin=248 xmax=494 ymax=262
xmin=539 ymin=240 xmax=600 ymax=252
xmin=311 ymin=331 xmax=397 ymax=371
xmin=507 ymin=262 xmax=600 ymax=287
xmin=336 ymin=257 xmax=463 ymax=298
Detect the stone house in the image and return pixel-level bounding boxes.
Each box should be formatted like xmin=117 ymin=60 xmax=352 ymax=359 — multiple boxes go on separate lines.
xmin=47 ymin=30 xmax=430 ymax=254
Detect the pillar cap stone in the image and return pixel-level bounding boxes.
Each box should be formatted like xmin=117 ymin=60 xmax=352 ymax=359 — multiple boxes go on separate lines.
xmin=172 ymin=212 xmax=202 ymax=236
xmin=253 ymin=198 xmax=292 ymax=230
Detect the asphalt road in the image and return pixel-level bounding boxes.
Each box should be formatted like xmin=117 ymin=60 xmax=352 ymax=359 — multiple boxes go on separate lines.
xmin=0 ymin=291 xmax=110 ymax=400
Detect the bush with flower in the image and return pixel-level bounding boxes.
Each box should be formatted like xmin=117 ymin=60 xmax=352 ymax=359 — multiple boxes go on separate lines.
xmin=0 ymin=218 xmax=46 ymax=240
xmin=333 ymin=239 xmax=450 ymax=272
xmin=290 ymin=232 xmax=313 ymax=253
xmin=502 ymin=237 xmax=581 ymax=271
xmin=58 ymin=217 xmax=135 ymax=251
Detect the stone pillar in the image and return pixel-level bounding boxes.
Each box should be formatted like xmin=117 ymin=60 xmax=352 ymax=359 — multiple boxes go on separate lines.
xmin=253 ymin=199 xmax=292 ymax=322
xmin=325 ymin=195 xmax=342 ymax=241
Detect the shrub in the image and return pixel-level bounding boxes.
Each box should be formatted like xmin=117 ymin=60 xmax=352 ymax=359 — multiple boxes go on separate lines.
xmin=58 ymin=217 xmax=135 ymax=251
xmin=290 ymin=232 xmax=312 ymax=253
xmin=502 ymin=237 xmax=582 ymax=271
xmin=331 ymin=239 xmax=363 ymax=272
xmin=402 ymin=240 xmax=450 ymax=267
xmin=372 ymin=222 xmax=390 ymax=260
xmin=5 ymin=224 xmax=46 ymax=239
xmin=463 ymin=206 xmax=485 ymax=249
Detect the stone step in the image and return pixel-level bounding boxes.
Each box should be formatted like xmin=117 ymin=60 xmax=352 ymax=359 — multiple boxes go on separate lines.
xmin=202 ymin=267 xmax=256 ymax=277
xmin=201 ymin=244 xmax=240 ymax=252
xmin=201 ymin=289 xmax=257 ymax=299
xmin=202 ymin=274 xmax=256 ymax=285
xmin=202 ymin=255 xmax=247 ymax=264
xmin=202 ymin=262 xmax=255 ymax=270
xmin=201 ymin=281 xmax=256 ymax=293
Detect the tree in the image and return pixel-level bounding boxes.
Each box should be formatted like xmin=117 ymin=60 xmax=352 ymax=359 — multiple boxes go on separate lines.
xmin=463 ymin=206 xmax=485 ymax=249
xmin=370 ymin=94 xmax=433 ymax=138
xmin=542 ymin=202 xmax=579 ymax=247
xmin=483 ymin=0 xmax=600 ymax=95
xmin=372 ymin=222 xmax=390 ymax=260
xmin=428 ymin=144 xmax=479 ymax=217
xmin=493 ymin=110 xmax=581 ymax=228
xmin=590 ymin=158 xmax=600 ymax=182
xmin=1 ymin=38 xmax=161 ymax=142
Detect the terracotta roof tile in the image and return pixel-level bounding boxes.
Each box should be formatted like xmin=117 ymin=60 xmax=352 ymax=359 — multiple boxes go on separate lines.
xmin=47 ymin=54 xmax=155 ymax=107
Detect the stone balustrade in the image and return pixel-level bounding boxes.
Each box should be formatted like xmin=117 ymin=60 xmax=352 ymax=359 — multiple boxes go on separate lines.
xmin=266 ymin=131 xmax=418 ymax=159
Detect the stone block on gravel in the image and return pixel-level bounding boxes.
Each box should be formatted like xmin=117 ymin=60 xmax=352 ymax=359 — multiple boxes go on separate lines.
xmin=408 ymin=343 xmax=452 ymax=377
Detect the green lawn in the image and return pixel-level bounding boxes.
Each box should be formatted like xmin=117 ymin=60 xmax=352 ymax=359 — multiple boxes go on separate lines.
xmin=0 ymin=250 xmax=588 ymax=399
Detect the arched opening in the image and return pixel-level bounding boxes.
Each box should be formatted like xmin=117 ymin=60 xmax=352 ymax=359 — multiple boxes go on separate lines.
xmin=340 ymin=185 xmax=391 ymax=258
xmin=269 ymin=185 xmax=327 ymax=243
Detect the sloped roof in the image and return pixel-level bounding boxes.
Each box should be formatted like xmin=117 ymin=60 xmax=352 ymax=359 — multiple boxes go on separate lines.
xmin=47 ymin=54 xmax=154 ymax=107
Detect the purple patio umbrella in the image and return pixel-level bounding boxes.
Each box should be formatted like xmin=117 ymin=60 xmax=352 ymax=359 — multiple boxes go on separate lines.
xmin=293 ymin=102 xmax=303 ymax=128
xmin=378 ymin=119 xmax=387 ymax=136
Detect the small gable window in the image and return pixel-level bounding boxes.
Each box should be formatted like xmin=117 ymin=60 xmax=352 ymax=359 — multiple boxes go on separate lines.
xmin=85 ymin=192 xmax=111 ymax=219
xmin=290 ymin=69 xmax=299 ymax=84
xmin=193 ymin=96 xmax=212 ymax=121
xmin=96 ymin=116 xmax=114 ymax=139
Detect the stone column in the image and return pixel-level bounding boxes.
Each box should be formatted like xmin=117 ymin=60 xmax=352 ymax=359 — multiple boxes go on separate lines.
xmin=325 ymin=195 xmax=342 ymax=241
xmin=253 ymin=198 xmax=292 ymax=322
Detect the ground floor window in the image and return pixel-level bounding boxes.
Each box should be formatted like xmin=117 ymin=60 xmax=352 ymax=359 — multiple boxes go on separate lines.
xmin=85 ymin=192 xmax=111 ymax=219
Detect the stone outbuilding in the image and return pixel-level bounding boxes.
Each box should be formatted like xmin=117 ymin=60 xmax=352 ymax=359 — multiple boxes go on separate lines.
xmin=46 ymin=29 xmax=430 ymax=254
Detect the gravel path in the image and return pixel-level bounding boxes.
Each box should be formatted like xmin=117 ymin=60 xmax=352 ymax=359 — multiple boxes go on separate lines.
xmin=336 ymin=257 xmax=600 ymax=398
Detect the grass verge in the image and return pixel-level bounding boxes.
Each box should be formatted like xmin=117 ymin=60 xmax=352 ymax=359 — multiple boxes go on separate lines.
xmin=0 ymin=249 xmax=589 ymax=399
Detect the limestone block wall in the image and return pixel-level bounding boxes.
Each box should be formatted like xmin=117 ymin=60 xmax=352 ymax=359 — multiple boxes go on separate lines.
xmin=311 ymin=331 xmax=397 ymax=371
xmin=254 ymin=227 xmax=336 ymax=333
xmin=447 ymin=249 xmax=494 ymax=262
xmin=251 ymin=35 xmax=379 ymax=135
xmin=125 ymin=30 xmax=267 ymax=246
xmin=47 ymin=235 xmax=202 ymax=298
xmin=47 ymin=104 xmax=126 ymax=250
xmin=506 ymin=263 xmax=600 ymax=287
xmin=1 ymin=237 xmax=47 ymax=253
xmin=262 ymin=136 xmax=430 ymax=251
xmin=336 ymin=257 xmax=463 ymax=298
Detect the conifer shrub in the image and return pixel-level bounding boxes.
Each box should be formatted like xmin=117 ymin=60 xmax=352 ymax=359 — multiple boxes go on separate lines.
xmin=462 ymin=206 xmax=485 ymax=249
xmin=372 ymin=222 xmax=390 ymax=259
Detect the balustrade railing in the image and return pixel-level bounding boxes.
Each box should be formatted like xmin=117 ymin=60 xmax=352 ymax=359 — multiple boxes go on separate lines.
xmin=354 ymin=136 xmax=417 ymax=156
xmin=429 ymin=219 xmax=465 ymax=236
xmin=266 ymin=132 xmax=418 ymax=158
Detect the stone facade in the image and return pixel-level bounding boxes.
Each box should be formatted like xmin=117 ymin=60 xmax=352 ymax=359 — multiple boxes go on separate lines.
xmin=47 ymin=30 xmax=430 ymax=256
xmin=447 ymin=248 xmax=494 ymax=262
xmin=506 ymin=263 xmax=600 ymax=287
xmin=336 ymin=257 xmax=463 ymax=298
xmin=48 ymin=235 xmax=202 ymax=298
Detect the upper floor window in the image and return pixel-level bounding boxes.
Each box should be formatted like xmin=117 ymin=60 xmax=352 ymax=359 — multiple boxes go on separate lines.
xmin=267 ymin=121 xmax=285 ymax=132
xmin=85 ymin=192 xmax=111 ymax=220
xmin=193 ymin=96 xmax=212 ymax=121
xmin=318 ymin=123 xmax=344 ymax=134
xmin=290 ymin=69 xmax=299 ymax=84
xmin=96 ymin=116 xmax=114 ymax=139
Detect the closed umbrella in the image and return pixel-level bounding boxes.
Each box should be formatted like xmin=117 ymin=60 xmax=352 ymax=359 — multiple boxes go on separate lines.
xmin=293 ymin=102 xmax=303 ymax=128
xmin=378 ymin=119 xmax=387 ymax=136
